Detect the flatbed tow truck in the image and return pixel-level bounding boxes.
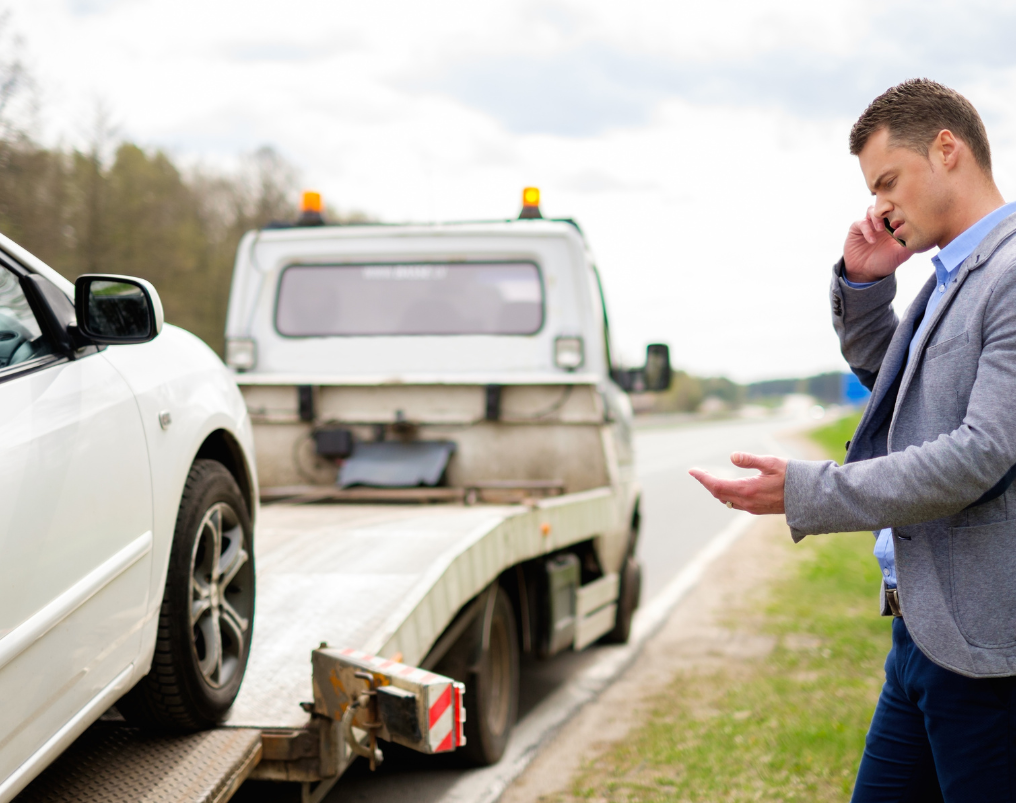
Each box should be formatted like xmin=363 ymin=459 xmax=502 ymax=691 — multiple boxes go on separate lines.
xmin=15 ymin=190 xmax=670 ymax=803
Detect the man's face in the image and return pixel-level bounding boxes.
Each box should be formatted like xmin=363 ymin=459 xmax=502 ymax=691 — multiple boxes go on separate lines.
xmin=858 ymin=127 xmax=949 ymax=253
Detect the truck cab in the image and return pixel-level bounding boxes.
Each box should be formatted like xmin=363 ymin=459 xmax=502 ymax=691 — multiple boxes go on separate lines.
xmin=225 ymin=203 xmax=665 ymax=516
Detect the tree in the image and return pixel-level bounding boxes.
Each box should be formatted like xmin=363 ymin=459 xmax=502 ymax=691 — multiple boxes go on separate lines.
xmin=0 ymin=10 xmax=34 ymax=141
xmin=104 ymin=144 xmax=216 ymax=344
xmin=0 ymin=135 xmax=313 ymax=354
xmin=0 ymin=14 xmax=371 ymax=356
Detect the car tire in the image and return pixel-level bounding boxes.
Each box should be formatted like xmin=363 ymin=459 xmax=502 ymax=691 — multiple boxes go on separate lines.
xmin=119 ymin=459 xmax=255 ymax=731
xmin=602 ymin=554 xmax=641 ymax=644
xmin=434 ymin=585 xmax=519 ymax=766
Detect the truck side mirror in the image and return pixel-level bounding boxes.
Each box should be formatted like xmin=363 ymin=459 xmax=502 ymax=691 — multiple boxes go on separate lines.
xmin=610 ymin=343 xmax=671 ymax=393
xmin=643 ymin=343 xmax=671 ymax=391
xmin=74 ymin=275 xmax=164 ymax=345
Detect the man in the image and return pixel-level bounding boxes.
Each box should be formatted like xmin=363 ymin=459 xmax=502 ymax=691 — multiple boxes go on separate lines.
xmin=690 ymin=78 xmax=1016 ymax=800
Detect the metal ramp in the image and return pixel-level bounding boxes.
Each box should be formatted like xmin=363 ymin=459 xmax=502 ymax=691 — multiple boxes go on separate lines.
xmin=14 ymin=722 xmax=261 ymax=803
xmin=226 ymin=502 xmax=521 ymax=729
xmin=228 ymin=491 xmax=614 ymax=731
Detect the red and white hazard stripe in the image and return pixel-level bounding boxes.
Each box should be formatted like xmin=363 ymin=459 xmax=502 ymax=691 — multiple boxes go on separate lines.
xmin=333 ymin=647 xmax=466 ymax=752
xmin=337 ymin=647 xmax=439 ymax=685
xmin=428 ymin=681 xmax=466 ymax=752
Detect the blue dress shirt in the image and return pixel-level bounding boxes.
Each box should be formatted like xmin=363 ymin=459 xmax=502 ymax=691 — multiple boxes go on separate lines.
xmin=844 ymin=202 xmax=1016 ymax=587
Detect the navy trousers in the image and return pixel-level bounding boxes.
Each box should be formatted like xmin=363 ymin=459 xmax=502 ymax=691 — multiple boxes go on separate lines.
xmin=852 ymin=617 xmax=1016 ymax=802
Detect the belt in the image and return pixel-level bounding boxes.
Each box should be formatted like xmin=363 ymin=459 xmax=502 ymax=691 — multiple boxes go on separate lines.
xmin=885 ymin=587 xmax=903 ymax=618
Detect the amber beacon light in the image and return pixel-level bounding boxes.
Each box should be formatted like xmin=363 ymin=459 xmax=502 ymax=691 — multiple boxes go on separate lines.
xmin=302 ymin=191 xmax=322 ymax=212
xmin=298 ymin=190 xmax=325 ymax=226
xmin=519 ymin=186 xmax=543 ymax=219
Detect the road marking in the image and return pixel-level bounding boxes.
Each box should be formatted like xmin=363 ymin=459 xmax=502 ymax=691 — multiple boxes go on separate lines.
xmin=438 ymin=511 xmax=755 ymax=803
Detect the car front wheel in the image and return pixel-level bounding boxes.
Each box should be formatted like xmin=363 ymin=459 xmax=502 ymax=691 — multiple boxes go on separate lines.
xmin=119 ymin=459 xmax=255 ymax=730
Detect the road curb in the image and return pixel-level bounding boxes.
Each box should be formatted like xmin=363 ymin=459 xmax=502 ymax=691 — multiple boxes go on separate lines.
xmin=439 ymin=511 xmax=755 ymax=803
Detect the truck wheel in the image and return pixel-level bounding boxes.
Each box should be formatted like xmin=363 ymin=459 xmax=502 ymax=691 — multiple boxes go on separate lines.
xmin=464 ymin=586 xmax=519 ymax=765
xmin=119 ymin=460 xmax=255 ymax=730
xmin=434 ymin=585 xmax=519 ymax=766
xmin=602 ymin=555 xmax=641 ymax=644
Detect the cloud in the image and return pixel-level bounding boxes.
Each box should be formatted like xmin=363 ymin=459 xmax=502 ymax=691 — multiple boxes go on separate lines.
xmin=424 ymin=45 xmax=663 ymax=136
xmin=559 ymin=170 xmax=658 ymax=193
xmin=420 ymin=1 xmax=1016 ymax=137
xmin=222 ymin=33 xmax=362 ymax=64
xmin=224 ymin=42 xmax=323 ymax=63
xmin=417 ymin=43 xmax=881 ymax=136
xmin=65 ymin=0 xmax=125 ymax=16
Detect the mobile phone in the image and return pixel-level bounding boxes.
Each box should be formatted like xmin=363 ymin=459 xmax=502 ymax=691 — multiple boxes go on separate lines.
xmin=883 ymin=217 xmax=906 ymax=247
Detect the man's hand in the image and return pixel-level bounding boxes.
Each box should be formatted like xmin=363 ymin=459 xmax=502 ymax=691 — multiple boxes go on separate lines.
xmin=688 ymin=452 xmax=787 ymax=515
xmin=843 ymin=206 xmax=911 ymax=283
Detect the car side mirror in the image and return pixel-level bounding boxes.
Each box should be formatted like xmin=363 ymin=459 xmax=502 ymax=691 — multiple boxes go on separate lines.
xmin=74 ymin=275 xmax=164 ymax=345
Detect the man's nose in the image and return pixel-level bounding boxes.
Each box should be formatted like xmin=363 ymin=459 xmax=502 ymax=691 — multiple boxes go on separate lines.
xmin=873 ymin=198 xmax=894 ymax=219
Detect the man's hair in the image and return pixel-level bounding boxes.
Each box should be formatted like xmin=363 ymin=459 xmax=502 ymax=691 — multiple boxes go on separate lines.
xmin=849 ymin=78 xmax=992 ymax=174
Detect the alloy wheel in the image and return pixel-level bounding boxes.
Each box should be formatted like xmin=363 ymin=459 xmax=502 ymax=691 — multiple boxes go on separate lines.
xmin=189 ymin=502 xmax=252 ymax=688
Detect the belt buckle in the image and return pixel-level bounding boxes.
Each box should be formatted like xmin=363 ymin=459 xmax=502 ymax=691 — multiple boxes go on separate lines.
xmin=885 ymin=587 xmax=903 ymax=618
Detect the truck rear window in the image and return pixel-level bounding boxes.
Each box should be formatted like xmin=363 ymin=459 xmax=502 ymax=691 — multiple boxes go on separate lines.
xmin=275 ymin=262 xmax=544 ymax=336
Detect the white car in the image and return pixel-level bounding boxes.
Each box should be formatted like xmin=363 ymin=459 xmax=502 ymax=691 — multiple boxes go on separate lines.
xmin=0 ymin=234 xmax=259 ymax=802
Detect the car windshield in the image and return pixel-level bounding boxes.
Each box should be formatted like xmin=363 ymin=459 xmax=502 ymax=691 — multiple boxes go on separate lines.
xmin=275 ymin=262 xmax=544 ymax=336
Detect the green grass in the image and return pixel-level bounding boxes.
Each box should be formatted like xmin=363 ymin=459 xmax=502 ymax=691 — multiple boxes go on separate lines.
xmin=809 ymin=410 xmax=863 ymax=465
xmin=560 ymin=412 xmax=888 ymax=802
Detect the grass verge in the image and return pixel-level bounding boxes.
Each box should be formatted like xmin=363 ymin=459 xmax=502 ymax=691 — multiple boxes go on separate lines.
xmin=562 ymin=411 xmax=888 ymax=802
xmin=809 ymin=411 xmax=863 ymax=465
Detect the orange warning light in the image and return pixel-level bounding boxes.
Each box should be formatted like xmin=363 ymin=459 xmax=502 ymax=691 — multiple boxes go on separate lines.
xmin=540 ymin=522 xmax=551 ymax=537
xmin=301 ymin=190 xmax=322 ymax=213
xmin=522 ymin=187 xmax=540 ymax=207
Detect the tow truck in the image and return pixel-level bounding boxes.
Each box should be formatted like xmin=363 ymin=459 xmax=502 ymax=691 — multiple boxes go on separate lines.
xmin=17 ymin=189 xmax=669 ymax=803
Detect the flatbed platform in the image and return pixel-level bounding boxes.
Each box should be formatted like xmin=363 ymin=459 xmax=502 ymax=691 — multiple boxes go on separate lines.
xmin=226 ymin=502 xmax=520 ymax=728
xmin=228 ymin=490 xmax=613 ymax=729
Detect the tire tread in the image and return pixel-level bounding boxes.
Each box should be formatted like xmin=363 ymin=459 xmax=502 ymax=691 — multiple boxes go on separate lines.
xmin=118 ymin=460 xmax=250 ymax=731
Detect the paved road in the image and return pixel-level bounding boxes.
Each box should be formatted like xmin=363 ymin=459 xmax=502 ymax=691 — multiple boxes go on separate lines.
xmin=634 ymin=414 xmax=802 ymax=601
xmin=235 ymin=412 xmax=809 ymax=803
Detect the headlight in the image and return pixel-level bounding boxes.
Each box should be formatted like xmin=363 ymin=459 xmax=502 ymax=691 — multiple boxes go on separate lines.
xmin=226 ymin=337 xmax=257 ymax=371
xmin=554 ymin=336 xmax=584 ymax=371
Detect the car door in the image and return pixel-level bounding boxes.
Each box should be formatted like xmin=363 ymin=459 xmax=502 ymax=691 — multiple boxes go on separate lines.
xmin=0 ymin=263 xmax=153 ymax=787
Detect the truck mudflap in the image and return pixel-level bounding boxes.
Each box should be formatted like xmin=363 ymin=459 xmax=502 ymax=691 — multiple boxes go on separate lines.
xmin=312 ymin=647 xmax=466 ymax=760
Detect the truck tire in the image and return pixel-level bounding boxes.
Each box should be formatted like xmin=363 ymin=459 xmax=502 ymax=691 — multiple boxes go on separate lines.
xmin=463 ymin=586 xmax=519 ymax=765
xmin=602 ymin=555 xmax=641 ymax=644
xmin=434 ymin=585 xmax=519 ymax=766
xmin=119 ymin=460 xmax=255 ymax=731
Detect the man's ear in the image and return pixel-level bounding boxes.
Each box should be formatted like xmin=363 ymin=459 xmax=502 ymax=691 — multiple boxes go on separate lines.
xmin=934 ymin=129 xmax=961 ymax=170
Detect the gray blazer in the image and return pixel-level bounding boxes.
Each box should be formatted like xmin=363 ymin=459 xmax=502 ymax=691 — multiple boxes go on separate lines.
xmin=785 ymin=213 xmax=1016 ymax=677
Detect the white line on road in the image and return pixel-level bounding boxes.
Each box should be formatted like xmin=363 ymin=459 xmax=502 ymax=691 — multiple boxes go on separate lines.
xmin=439 ymin=511 xmax=755 ymax=803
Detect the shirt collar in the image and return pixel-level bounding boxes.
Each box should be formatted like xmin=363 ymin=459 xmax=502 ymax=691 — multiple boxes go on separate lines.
xmin=932 ymin=201 xmax=1016 ymax=282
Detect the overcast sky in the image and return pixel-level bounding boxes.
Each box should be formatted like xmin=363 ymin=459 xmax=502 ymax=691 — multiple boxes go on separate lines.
xmin=6 ymin=0 xmax=1016 ymax=381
